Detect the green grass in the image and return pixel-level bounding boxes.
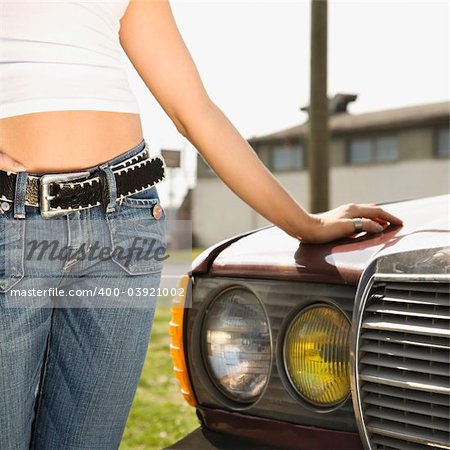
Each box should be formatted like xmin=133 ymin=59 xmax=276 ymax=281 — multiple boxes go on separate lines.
xmin=191 ymin=247 xmax=207 ymax=261
xmin=166 ymin=247 xmax=206 ymax=263
xmin=120 ymin=248 xmax=205 ymax=450
xmin=120 ymin=307 xmax=198 ymax=450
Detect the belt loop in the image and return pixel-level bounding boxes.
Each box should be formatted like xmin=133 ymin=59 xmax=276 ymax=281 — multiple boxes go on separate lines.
xmin=14 ymin=172 xmax=29 ymax=219
xmin=99 ymin=164 xmax=117 ymax=213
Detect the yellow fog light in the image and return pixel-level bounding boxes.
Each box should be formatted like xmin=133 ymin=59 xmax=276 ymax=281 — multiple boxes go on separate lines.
xmin=283 ymin=304 xmax=350 ymax=407
xmin=169 ymin=274 xmax=197 ymax=407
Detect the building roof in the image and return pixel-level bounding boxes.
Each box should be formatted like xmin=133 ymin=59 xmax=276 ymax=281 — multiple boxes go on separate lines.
xmin=248 ymin=101 xmax=450 ymax=143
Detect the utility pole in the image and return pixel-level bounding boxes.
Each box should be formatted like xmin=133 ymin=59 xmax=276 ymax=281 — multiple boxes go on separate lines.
xmin=308 ymin=0 xmax=329 ymax=213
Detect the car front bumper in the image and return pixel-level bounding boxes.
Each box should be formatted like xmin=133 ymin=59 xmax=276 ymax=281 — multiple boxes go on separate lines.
xmin=165 ymin=407 xmax=364 ymax=450
xmin=165 ymin=427 xmax=273 ymax=450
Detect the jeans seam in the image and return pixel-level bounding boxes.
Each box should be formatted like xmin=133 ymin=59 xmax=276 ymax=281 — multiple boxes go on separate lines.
xmin=0 ymin=215 xmax=26 ymax=293
xmin=29 ymin=310 xmax=55 ymax=450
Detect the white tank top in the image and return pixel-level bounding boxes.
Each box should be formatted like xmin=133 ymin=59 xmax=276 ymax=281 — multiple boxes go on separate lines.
xmin=0 ymin=0 xmax=140 ymax=119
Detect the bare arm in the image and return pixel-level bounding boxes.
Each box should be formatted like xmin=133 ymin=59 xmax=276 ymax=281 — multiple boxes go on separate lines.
xmin=119 ymin=0 xmax=403 ymax=243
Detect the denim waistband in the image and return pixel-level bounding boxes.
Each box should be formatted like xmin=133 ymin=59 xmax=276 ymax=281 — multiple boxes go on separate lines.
xmin=12 ymin=138 xmax=150 ymax=218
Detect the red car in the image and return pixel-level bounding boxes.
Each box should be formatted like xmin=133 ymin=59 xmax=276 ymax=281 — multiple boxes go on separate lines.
xmin=168 ymin=194 xmax=450 ymax=450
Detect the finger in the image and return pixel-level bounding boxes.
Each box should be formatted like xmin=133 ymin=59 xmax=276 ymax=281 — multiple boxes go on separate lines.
xmin=0 ymin=152 xmax=27 ymax=172
xmin=373 ymin=217 xmax=389 ymax=227
xmin=354 ymin=204 xmax=403 ymax=225
xmin=361 ymin=218 xmax=385 ymax=233
xmin=346 ymin=218 xmax=384 ymax=235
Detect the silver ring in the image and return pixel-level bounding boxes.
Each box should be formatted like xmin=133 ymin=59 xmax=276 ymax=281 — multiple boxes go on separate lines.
xmin=353 ymin=217 xmax=363 ymax=233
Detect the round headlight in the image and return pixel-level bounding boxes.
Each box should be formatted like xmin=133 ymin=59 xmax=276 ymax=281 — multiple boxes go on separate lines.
xmin=203 ymin=287 xmax=271 ymax=403
xmin=283 ymin=304 xmax=350 ymax=407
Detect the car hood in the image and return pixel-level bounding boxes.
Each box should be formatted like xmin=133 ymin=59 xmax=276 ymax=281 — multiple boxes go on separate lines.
xmin=192 ymin=194 xmax=450 ymax=285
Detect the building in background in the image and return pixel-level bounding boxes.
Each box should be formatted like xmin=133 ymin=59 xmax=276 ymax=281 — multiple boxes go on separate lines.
xmin=190 ymin=98 xmax=449 ymax=247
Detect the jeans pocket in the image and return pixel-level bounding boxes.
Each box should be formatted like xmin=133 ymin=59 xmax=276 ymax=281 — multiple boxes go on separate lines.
xmin=0 ymin=215 xmax=26 ymax=293
xmin=106 ymin=188 xmax=167 ymax=275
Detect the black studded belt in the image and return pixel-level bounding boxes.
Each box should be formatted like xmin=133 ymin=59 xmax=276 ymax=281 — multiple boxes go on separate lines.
xmin=0 ymin=146 xmax=166 ymax=218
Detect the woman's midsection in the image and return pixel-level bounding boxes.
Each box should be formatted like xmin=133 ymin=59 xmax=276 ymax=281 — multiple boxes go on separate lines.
xmin=0 ymin=111 xmax=144 ymax=173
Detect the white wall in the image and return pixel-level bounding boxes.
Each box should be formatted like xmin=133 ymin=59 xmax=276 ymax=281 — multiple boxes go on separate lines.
xmin=193 ymin=159 xmax=450 ymax=247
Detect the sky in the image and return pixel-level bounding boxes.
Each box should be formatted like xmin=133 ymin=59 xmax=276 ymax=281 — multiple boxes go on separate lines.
xmin=121 ymin=0 xmax=449 ymax=207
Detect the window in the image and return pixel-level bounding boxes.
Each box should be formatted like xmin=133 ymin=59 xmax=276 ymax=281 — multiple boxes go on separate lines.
xmin=375 ymin=137 xmax=399 ymax=161
xmin=349 ymin=138 xmax=372 ymax=164
xmin=272 ymin=142 xmax=304 ymax=171
xmin=348 ymin=135 xmax=398 ymax=164
xmin=436 ymin=127 xmax=449 ymax=157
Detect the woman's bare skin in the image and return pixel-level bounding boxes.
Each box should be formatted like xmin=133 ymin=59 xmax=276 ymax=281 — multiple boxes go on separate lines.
xmin=0 ymin=111 xmax=143 ymax=173
xmin=0 ymin=0 xmax=403 ymax=243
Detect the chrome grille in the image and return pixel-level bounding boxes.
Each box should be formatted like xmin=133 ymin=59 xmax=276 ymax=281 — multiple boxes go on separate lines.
xmin=357 ymin=280 xmax=450 ymax=450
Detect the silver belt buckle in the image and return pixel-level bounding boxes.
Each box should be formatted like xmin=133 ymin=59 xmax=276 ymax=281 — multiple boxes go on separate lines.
xmin=40 ymin=171 xmax=91 ymax=219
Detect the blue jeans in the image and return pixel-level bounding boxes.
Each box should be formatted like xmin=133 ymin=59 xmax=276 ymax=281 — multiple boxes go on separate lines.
xmin=0 ymin=139 xmax=167 ymax=449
